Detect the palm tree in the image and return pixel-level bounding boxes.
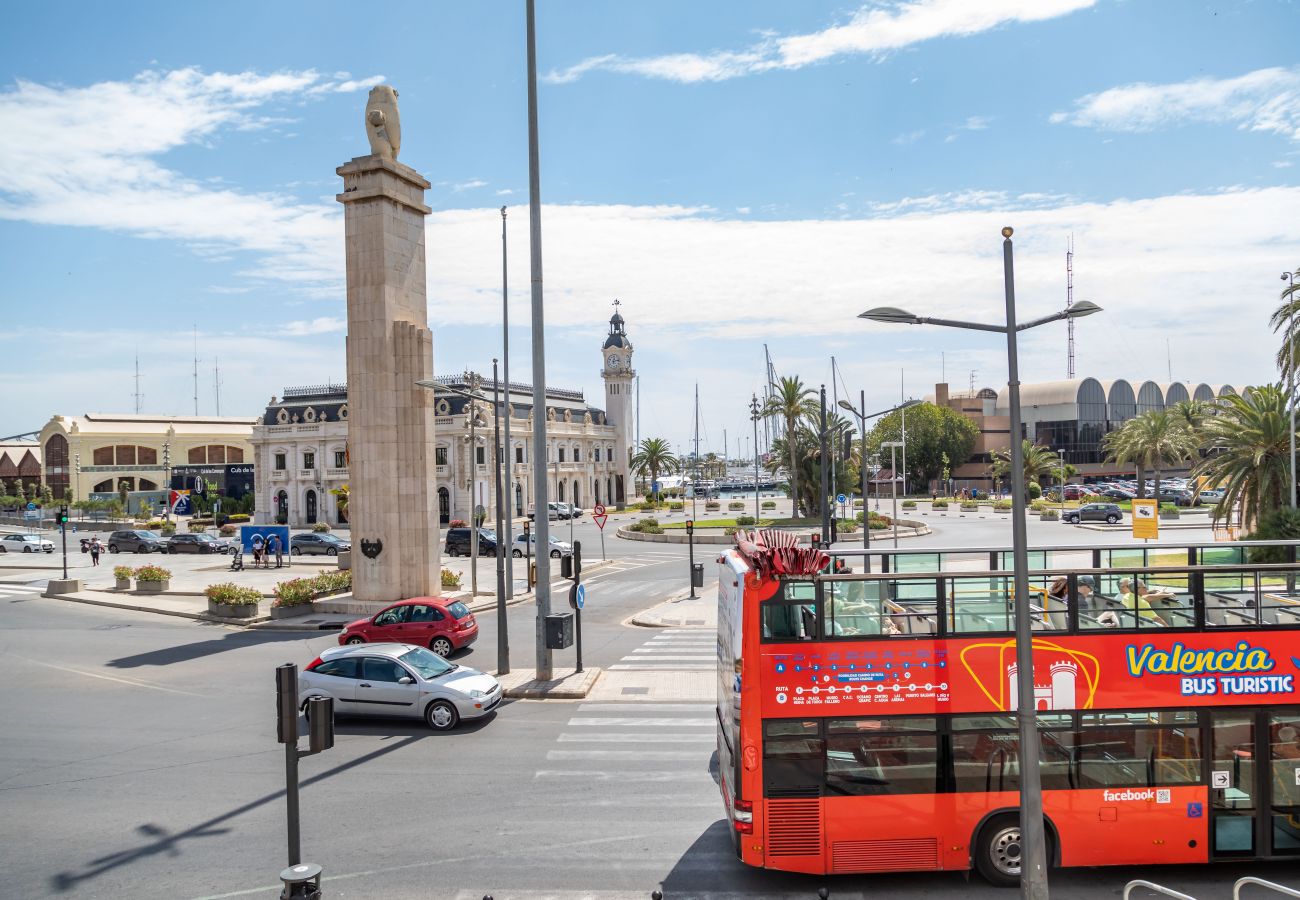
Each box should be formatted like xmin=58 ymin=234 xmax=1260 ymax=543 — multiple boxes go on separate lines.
xmin=630 ymin=438 xmax=680 ymax=506
xmin=763 ymin=376 xmax=817 ymax=516
xmin=990 ymin=440 xmax=1060 ymax=498
xmin=1104 ymin=410 xmax=1198 ymax=501
xmin=1192 ymin=384 xmax=1293 ymax=528
xmin=331 ymin=483 xmax=349 ymax=521
xmin=1270 ymin=268 xmax=1300 ymax=382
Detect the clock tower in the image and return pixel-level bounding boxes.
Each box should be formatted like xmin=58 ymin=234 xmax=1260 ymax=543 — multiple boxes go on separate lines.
xmin=601 ymin=303 xmax=635 ymax=508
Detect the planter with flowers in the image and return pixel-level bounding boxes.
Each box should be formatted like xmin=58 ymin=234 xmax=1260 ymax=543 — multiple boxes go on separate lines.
xmin=113 ymin=565 xmax=134 ymax=591
xmin=134 ymin=564 xmax=172 ymax=594
xmin=205 ymin=582 xmax=262 ymax=618
xmin=270 ymin=571 xmax=352 ymax=618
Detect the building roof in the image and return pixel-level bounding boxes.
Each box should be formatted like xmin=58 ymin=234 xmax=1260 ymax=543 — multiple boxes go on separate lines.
xmin=43 ymin=413 xmax=259 ymax=438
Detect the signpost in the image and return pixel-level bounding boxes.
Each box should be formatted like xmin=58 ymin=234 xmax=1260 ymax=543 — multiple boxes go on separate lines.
xmin=1132 ymin=498 xmax=1159 ymax=541
xmin=565 ymin=542 xmax=584 ymax=672
xmin=686 ymin=518 xmax=697 ymax=599
xmin=592 ymin=503 xmax=608 ymax=560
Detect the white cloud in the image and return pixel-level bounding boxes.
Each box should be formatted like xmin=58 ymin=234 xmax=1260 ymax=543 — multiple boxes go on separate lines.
xmin=1051 ymin=66 xmax=1300 ymax=141
xmin=451 ymin=179 xmax=488 ymax=192
xmin=283 ymin=317 xmax=346 ymax=336
xmin=962 ymin=115 xmax=991 ymax=130
xmin=545 ymin=0 xmax=1096 ymax=84
xmin=495 ymin=188 xmax=515 ymax=196
xmin=0 ymin=67 xmax=383 ymax=297
xmin=892 ymin=129 xmax=926 ymax=145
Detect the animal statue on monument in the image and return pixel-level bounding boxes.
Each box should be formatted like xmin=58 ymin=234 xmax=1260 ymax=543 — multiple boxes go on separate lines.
xmin=365 ymin=85 xmax=401 ymax=161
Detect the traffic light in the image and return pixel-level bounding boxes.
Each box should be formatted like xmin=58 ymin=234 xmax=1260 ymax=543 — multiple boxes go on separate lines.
xmin=58 ymin=505 xmax=69 ymax=525
xmin=560 ymin=554 xmax=573 ymax=579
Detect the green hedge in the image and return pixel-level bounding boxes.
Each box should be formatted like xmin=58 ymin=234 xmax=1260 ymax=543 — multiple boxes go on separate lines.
xmin=273 ymin=570 xmax=353 ymax=607
xmin=205 ymin=582 xmax=262 ymax=605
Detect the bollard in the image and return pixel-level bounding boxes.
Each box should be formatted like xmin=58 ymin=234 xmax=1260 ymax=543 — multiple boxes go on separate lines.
xmin=279 ymin=862 xmax=322 ymax=900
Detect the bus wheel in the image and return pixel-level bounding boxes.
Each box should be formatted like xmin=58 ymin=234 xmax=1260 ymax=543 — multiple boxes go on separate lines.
xmin=975 ymin=814 xmax=1026 ymax=888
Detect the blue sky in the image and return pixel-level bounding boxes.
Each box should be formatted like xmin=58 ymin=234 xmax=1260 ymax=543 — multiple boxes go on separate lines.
xmin=2 ymin=0 xmax=1298 ymax=455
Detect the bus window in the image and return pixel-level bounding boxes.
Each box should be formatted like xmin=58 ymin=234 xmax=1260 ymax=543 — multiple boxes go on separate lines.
xmin=949 ymin=576 xmax=1014 ymax=633
xmin=825 ymin=580 xmax=894 ymax=636
xmin=950 ymin=715 xmax=1075 ymax=792
xmin=763 ymin=720 xmax=823 ymax=796
xmin=1077 ymin=713 xmax=1201 ymax=788
xmin=825 ymin=717 xmax=938 ymax=796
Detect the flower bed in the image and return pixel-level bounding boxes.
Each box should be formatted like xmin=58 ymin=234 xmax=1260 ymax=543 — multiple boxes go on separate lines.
xmin=705 ymin=501 xmax=721 ymax=511
xmin=441 ymin=567 xmax=462 ymax=588
xmin=205 ymin=582 xmax=262 ymax=617
xmin=312 ymin=522 xmax=331 ymax=533
xmin=273 ymin=571 xmax=353 ymax=607
xmin=133 ymin=564 xmax=171 ymax=593
xmin=727 ymin=501 xmax=745 ymax=511
xmin=113 ymin=565 xmax=134 ymax=590
xmin=629 ymin=517 xmax=664 ymax=534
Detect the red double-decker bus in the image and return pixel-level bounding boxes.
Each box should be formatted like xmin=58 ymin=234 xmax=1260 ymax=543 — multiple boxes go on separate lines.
xmin=716 ymin=538 xmax=1300 ymax=886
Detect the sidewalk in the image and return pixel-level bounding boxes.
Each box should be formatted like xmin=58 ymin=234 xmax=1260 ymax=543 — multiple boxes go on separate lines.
xmin=629 ymin=581 xmax=718 ymax=628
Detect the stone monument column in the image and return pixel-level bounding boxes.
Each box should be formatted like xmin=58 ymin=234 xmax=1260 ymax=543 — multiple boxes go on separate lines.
xmin=337 ymin=85 xmax=440 ymax=602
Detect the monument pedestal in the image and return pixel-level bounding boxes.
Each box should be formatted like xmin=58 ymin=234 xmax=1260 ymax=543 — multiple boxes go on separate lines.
xmin=338 ymin=153 xmax=440 ymax=603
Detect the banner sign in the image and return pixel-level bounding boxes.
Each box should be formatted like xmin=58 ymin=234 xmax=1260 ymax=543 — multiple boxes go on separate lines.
xmin=1132 ymin=499 xmax=1159 ymax=539
xmin=760 ymin=631 xmax=1299 ymax=717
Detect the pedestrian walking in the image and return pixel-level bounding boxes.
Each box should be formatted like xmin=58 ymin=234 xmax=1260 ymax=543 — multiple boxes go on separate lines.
xmin=252 ymin=533 xmax=265 ymax=569
xmin=89 ymin=537 xmax=101 ymax=567
xmin=271 ymin=533 xmax=284 ymax=568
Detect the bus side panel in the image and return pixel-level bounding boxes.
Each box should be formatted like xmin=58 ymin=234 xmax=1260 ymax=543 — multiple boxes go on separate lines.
xmin=824 ymin=794 xmax=982 ymax=872
xmin=1046 ymin=786 xmax=1209 ymax=868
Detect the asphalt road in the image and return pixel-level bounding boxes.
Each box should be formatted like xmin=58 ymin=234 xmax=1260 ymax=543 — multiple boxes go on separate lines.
xmin=1 ymin=515 xmax=1288 ymax=900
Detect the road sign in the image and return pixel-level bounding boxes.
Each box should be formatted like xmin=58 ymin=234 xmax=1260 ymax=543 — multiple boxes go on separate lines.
xmin=26 ymin=502 xmax=35 ymax=510
xmin=652 ymin=481 xmax=661 ymax=493
xmin=1132 ymin=499 xmax=1159 ymax=539
xmin=593 ymin=503 xmax=608 ymax=531
xmin=836 ymin=493 xmax=847 ymax=505
xmin=569 ymin=582 xmax=586 ymax=610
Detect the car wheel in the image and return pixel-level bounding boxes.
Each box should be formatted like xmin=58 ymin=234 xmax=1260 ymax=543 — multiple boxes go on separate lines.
xmin=425 ymin=699 xmax=459 ymax=731
xmin=136 ymin=545 xmax=147 ymax=553
xmin=326 ymin=547 xmax=338 ymax=556
xmin=108 ymin=544 xmax=119 ymax=553
xmin=447 ymin=547 xmax=458 ymax=557
xmin=512 ymin=549 xmax=522 ymax=558
xmin=291 ymin=547 xmax=302 ymax=556
xmin=345 ymin=635 xmax=365 ymax=645
xmin=551 ymin=549 xmax=561 ymax=559
xmin=22 ymin=546 xmax=31 ymax=553
xmin=1106 ymin=515 xmax=1120 ymax=524
xmin=430 ymin=636 xmax=454 ymax=657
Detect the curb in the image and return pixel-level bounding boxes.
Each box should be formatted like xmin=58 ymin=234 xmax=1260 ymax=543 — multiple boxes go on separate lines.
xmin=498 ymin=667 xmax=603 ymax=699
xmin=43 ymin=591 xmax=350 ymax=631
xmin=628 ymin=584 xmax=718 ymax=629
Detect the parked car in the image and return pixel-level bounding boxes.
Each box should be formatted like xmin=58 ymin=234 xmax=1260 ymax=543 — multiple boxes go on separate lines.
xmin=1095 ymin=485 xmax=1136 ymax=500
xmin=443 ymin=527 xmax=498 ymax=557
xmin=106 ymin=529 xmax=168 ymax=554
xmin=298 ymin=642 xmax=499 ymax=732
xmin=1062 ymin=502 xmax=1123 ymax=525
xmin=527 ymin=502 xmax=571 ymax=521
xmin=0 ymin=533 xmax=54 ymax=554
xmin=560 ymin=503 xmax=585 ymax=519
xmin=289 ymin=533 xmax=350 ymax=556
xmin=1155 ymin=489 xmax=1196 ymax=507
xmin=338 ymin=597 xmax=478 ymax=658
xmin=1198 ymin=488 xmax=1226 ymax=503
xmin=165 ymin=533 xmax=223 ymax=554
xmin=512 ymin=533 xmax=573 ymax=559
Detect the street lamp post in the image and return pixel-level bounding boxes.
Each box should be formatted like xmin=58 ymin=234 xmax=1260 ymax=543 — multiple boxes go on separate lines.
xmin=820 ymin=385 xmax=830 ymax=545
xmin=501 ymin=205 xmax=515 ymax=605
xmin=861 ymin=227 xmax=1102 ymax=900
xmin=838 ymin=397 xmax=921 ymax=568
xmin=1058 ymin=449 xmax=1066 ymax=515
xmin=162 ymin=442 xmax=171 ymax=522
xmin=1284 ymin=271 xmax=1297 ymax=510
xmin=750 ymin=394 xmax=762 ymax=521
xmin=881 ymin=441 xmax=903 ymax=548
xmin=492 ymin=358 xmax=509 ymax=675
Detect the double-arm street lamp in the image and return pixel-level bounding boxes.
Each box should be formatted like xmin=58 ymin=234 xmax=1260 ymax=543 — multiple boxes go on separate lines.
xmin=750 ymin=394 xmax=763 ymax=521
xmin=838 ymin=396 xmax=920 ymax=566
xmin=860 ymin=227 xmax=1102 ymax=900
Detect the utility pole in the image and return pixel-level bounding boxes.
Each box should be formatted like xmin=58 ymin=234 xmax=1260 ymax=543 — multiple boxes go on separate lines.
xmin=192 ymin=325 xmax=199 ymax=416
xmin=501 ymin=205 xmax=514 ymax=608
xmin=492 ymin=359 xmax=509 ymax=675
xmin=819 ymin=385 xmax=829 ymax=544
xmin=214 ymin=357 xmax=222 ymax=416
xmin=525 ymin=0 xmax=553 ymax=680
xmin=132 ymin=354 xmax=143 ymax=414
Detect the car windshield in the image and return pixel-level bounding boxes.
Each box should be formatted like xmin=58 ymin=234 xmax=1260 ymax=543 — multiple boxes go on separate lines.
xmin=193 ymin=534 xmax=214 ymax=541
xmin=398 ymin=647 xmax=455 ymax=679
xmin=134 ymin=531 xmax=154 ymax=538
xmin=446 ymin=601 xmax=471 ymax=620
xmin=318 ymin=534 xmax=343 ymax=543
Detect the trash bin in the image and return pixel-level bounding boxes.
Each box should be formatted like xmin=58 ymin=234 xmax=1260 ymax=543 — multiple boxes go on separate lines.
xmin=691 ymin=563 xmax=704 ymax=588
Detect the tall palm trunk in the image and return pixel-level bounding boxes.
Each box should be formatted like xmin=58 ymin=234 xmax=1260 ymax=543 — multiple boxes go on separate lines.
xmin=786 ymin=414 xmax=800 ymax=517
xmin=1135 ymin=462 xmax=1146 ymax=499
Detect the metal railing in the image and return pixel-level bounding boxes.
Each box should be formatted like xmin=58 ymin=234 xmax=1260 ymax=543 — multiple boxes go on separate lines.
xmin=1235 ymin=877 xmax=1300 ymax=899
xmin=1123 ymin=880 xmax=1198 ymax=900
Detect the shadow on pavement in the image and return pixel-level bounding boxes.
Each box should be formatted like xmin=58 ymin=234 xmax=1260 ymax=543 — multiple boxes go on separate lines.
xmin=48 ymin=730 xmax=428 ymax=893
xmin=106 ymin=626 xmax=313 ymax=668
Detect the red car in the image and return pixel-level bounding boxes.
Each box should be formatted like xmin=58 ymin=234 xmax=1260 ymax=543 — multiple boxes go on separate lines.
xmin=338 ymin=597 xmax=478 ymax=658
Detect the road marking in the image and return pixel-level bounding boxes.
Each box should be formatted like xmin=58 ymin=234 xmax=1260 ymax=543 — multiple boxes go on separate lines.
xmin=608 ymin=664 xmax=715 ymax=671
xmin=624 ymin=654 xmax=716 ymax=661
xmin=576 ymin=703 xmax=713 ymax=713
xmin=567 ymin=717 xmax=713 ymax=727
xmin=546 ymin=749 xmax=703 ymax=761
xmin=533 ymin=769 xmax=712 ymax=782
xmin=3 ymin=654 xmax=204 ymax=696
xmin=558 ymin=733 xmax=715 ymax=743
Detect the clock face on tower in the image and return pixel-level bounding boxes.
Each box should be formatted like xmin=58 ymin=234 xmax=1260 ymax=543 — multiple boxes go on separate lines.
xmin=606 ymin=354 xmax=621 ymax=370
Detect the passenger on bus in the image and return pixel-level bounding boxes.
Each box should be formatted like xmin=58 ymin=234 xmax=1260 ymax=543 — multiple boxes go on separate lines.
xmin=1118 ymin=579 xmax=1169 ymax=627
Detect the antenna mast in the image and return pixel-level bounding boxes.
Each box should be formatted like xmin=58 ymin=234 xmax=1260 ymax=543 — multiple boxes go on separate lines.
xmin=213 ymin=357 xmax=222 ymax=416
xmin=1066 ymin=234 xmax=1076 ymax=380
xmin=133 ymin=354 xmax=144 ymax=414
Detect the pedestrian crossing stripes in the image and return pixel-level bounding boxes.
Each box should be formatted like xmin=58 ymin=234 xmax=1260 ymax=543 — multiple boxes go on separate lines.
xmin=540 ymin=701 xmax=716 ymax=769
xmin=607 ymin=631 xmax=716 ymax=672
xmin=0 ymin=584 xmax=42 ymax=598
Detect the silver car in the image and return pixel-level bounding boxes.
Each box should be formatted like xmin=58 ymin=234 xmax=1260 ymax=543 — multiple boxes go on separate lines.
xmin=298 ymin=643 xmax=502 ymax=732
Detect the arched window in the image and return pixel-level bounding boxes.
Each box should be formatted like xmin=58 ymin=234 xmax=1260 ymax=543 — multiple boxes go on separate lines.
xmin=438 ymin=487 xmax=450 ymax=524
xmin=558 ymin=481 xmax=565 ymax=502
xmin=44 ymin=433 xmax=69 ymax=498
xmin=514 ymin=483 xmax=523 ymax=517
xmin=275 ymin=490 xmax=289 ymax=525
xmin=594 ymin=447 xmax=601 ymax=462
xmin=572 ymin=479 xmax=580 ymax=507
xmin=305 ymin=489 xmax=318 ymax=524
xmin=595 ymin=480 xmax=602 ymax=506
xmin=1165 ymin=382 xmax=1189 ymax=406
xmin=573 ymin=446 xmax=581 ymax=463
xmin=559 ymin=446 xmax=566 ymax=463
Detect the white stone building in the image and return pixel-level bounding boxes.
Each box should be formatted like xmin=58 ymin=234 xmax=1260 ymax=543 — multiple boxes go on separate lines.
xmin=250 ymin=312 xmax=635 ymax=527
